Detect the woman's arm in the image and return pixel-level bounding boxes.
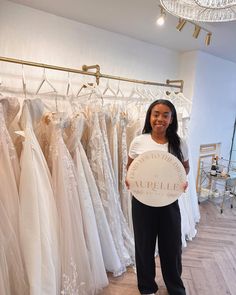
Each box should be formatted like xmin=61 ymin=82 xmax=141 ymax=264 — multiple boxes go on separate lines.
xmin=182 ymin=159 xmax=190 ymax=192
xmin=125 ymin=156 xmax=134 ymax=189
xmin=126 ymin=156 xmax=134 ymax=171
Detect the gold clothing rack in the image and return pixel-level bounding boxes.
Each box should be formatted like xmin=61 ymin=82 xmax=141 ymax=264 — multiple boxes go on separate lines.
xmin=0 ymin=56 xmax=184 ymax=92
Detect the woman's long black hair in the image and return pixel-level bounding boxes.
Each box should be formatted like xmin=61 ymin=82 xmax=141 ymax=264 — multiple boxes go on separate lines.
xmin=142 ymin=99 xmax=183 ymax=162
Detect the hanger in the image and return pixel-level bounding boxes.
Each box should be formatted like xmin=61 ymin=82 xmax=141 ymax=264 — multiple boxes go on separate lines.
xmin=36 ymin=68 xmax=57 ymax=95
xmin=139 ymin=86 xmax=154 ymax=101
xmin=152 ymin=87 xmax=165 ymax=99
xmin=22 ymin=64 xmax=27 ymax=98
xmin=100 ymin=80 xmax=125 ymax=106
xmin=89 ymin=82 xmax=104 ymax=102
xmin=76 ymin=83 xmax=94 ymax=97
xmin=76 ymin=75 xmax=96 ymax=97
xmin=76 ymin=77 xmax=103 ymax=101
xmin=103 ymin=79 xmax=116 ymax=96
xmin=146 ymin=87 xmax=158 ymax=101
xmin=90 ymin=82 xmax=105 ymax=107
xmin=116 ymin=80 xmax=124 ymax=97
xmin=36 ymin=68 xmax=59 ymax=112
xmin=66 ymin=72 xmax=73 ymax=97
xmin=128 ymin=83 xmax=145 ymax=100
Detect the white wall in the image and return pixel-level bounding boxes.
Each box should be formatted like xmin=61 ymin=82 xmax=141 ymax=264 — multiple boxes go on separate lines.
xmin=180 ymin=51 xmax=236 ymax=177
xmin=0 ymin=0 xmax=179 ymax=92
xmin=1 ymin=0 xmax=236 ymax=176
xmin=179 ymin=51 xmax=198 ymax=100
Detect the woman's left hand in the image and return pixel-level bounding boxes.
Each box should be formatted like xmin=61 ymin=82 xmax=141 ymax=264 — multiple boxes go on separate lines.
xmin=125 ymin=178 xmax=130 ymax=190
xmin=182 ymin=181 xmax=188 ymax=192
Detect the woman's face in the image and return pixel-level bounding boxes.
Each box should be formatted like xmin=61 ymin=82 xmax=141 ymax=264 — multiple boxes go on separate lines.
xmin=150 ymin=103 xmax=173 ymax=134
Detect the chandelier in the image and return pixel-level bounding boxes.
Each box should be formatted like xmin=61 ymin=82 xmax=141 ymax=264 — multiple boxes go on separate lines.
xmin=160 ymin=0 xmax=236 ymax=22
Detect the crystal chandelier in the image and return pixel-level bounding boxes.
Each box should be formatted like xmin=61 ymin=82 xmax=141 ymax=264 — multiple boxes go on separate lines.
xmin=160 ymin=0 xmax=236 ymax=22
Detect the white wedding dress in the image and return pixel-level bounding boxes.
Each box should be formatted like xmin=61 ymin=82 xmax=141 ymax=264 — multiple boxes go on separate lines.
xmin=19 ymin=99 xmax=60 ymax=295
xmin=0 ymin=98 xmax=28 ymax=295
xmin=67 ymin=114 xmax=124 ymax=277
xmin=117 ymin=111 xmax=131 ymax=226
xmin=66 ymin=114 xmax=108 ymax=292
xmin=86 ymin=108 xmax=135 ymax=273
xmin=105 ymin=105 xmax=119 ymax=192
xmin=176 ymin=100 xmax=199 ymax=241
xmin=0 ymin=199 xmax=28 ymax=295
xmin=0 ymin=98 xmax=20 ymax=236
xmin=43 ymin=112 xmax=94 ymax=295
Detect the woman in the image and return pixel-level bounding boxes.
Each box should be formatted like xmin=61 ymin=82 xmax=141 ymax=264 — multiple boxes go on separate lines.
xmin=126 ymin=99 xmax=189 ymax=295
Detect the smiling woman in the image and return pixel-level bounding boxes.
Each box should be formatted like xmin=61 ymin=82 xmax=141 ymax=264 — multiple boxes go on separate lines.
xmin=126 ymin=99 xmax=189 ymax=295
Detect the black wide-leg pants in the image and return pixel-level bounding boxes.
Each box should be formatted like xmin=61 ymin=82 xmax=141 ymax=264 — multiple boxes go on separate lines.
xmin=132 ymin=197 xmax=186 ymax=295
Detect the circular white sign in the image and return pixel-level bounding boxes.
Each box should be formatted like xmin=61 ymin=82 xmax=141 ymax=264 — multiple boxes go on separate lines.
xmin=126 ymin=150 xmax=186 ymax=207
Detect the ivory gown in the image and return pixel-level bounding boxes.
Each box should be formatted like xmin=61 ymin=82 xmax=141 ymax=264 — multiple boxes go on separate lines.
xmin=65 ymin=114 xmax=109 ymax=292
xmin=85 ymin=108 xmax=135 ymax=273
xmin=0 ymin=98 xmax=28 ymax=295
xmin=19 ymin=99 xmax=60 ymax=295
xmin=67 ymin=114 xmax=124 ymax=277
xmin=43 ymin=112 xmax=94 ymax=295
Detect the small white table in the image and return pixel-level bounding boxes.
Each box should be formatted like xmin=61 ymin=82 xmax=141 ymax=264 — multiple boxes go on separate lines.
xmin=206 ymin=173 xmax=235 ymax=213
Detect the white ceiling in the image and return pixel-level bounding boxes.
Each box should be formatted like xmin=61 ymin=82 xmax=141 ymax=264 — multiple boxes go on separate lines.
xmin=9 ymin=0 xmax=236 ymax=63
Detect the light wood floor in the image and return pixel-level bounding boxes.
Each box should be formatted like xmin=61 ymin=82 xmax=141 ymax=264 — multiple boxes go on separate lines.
xmin=101 ymin=199 xmax=236 ymax=295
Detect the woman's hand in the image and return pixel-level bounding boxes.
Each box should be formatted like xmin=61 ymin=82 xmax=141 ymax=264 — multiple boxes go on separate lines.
xmin=125 ymin=178 xmax=130 ymax=190
xmin=182 ymin=181 xmax=188 ymax=192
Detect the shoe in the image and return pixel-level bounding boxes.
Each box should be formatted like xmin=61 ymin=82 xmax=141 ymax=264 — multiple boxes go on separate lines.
xmin=141 ymin=290 xmax=159 ymax=295
xmin=141 ymin=292 xmax=159 ymax=295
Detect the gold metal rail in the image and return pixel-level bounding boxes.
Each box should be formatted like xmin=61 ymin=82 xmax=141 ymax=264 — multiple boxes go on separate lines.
xmin=0 ymin=56 xmax=184 ymax=91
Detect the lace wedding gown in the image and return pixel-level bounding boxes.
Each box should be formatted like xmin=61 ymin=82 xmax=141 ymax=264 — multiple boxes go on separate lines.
xmin=117 ymin=111 xmax=131 ymax=226
xmin=86 ymin=108 xmax=135 ymax=273
xmin=65 ymin=114 xmax=108 ymax=292
xmin=43 ymin=112 xmax=94 ymax=295
xmin=67 ymin=114 xmax=124 ymax=277
xmin=105 ymin=105 xmax=119 ymax=192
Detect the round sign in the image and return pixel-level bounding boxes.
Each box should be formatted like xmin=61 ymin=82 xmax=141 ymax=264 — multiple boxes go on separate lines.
xmin=126 ymin=150 xmax=186 ymax=207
